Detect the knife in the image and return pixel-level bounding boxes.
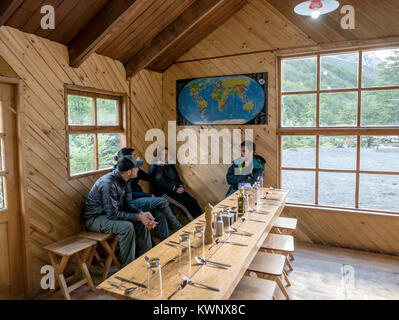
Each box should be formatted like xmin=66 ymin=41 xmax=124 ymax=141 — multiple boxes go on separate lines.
xmin=220 ymin=240 xmax=248 ymax=247
xmin=114 ymin=276 xmax=147 ymax=289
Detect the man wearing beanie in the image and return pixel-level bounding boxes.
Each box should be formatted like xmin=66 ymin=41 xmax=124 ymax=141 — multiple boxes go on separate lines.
xmin=82 ymin=155 xmax=156 ymax=267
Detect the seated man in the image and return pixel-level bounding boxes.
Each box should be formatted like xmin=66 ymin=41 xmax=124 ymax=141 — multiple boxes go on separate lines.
xmin=226 ymin=141 xmax=266 ymax=197
xmin=152 ymin=148 xmax=203 ymax=220
xmin=81 ymin=155 xmax=156 ymax=267
xmin=115 ymin=147 xmax=182 ymax=241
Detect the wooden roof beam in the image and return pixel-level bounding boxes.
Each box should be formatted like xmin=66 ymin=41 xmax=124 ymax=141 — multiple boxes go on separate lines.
xmin=0 ymin=0 xmax=24 ymax=26
xmin=68 ymin=0 xmax=138 ymax=68
xmin=125 ymin=0 xmax=243 ymax=79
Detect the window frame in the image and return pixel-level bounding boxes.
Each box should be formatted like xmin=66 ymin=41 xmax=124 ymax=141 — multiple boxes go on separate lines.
xmin=65 ymin=84 xmax=128 ymax=179
xmin=277 ymin=46 xmax=399 ymax=214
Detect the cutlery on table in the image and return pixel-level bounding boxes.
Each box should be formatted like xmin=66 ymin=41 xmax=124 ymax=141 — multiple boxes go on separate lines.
xmin=195 ymin=256 xmax=231 ymax=268
xmin=241 ymin=217 xmax=266 ymax=223
xmin=181 ymin=275 xmax=220 ymax=292
xmin=167 ymin=280 xmax=188 ymax=300
xmin=229 ymin=231 xmax=253 ymax=237
xmin=208 ymin=238 xmax=220 ymax=251
xmin=107 ymin=280 xmax=137 ymax=294
xmin=229 ymin=227 xmax=254 ymax=236
xmin=220 ymin=239 xmax=248 ymax=247
xmin=114 ymin=276 xmax=147 ymax=289
xmin=169 ymin=240 xmax=195 ymax=249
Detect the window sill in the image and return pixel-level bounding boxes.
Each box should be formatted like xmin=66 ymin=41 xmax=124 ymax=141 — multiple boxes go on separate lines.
xmin=284 ymin=202 xmax=399 ymax=217
xmin=69 ymin=168 xmax=112 ymax=180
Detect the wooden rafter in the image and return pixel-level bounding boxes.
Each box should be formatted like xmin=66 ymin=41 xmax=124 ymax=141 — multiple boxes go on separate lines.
xmin=125 ymin=0 xmax=248 ymax=78
xmin=0 ymin=0 xmax=24 ymax=26
xmin=68 ymin=0 xmax=139 ymax=68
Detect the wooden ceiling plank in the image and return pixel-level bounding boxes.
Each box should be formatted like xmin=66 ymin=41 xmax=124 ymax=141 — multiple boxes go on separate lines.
xmin=67 ymin=0 xmax=139 ymax=68
xmin=0 ymin=0 xmax=24 ymax=26
xmin=125 ymin=0 xmax=247 ymax=78
xmin=148 ymin=0 xmax=248 ymax=72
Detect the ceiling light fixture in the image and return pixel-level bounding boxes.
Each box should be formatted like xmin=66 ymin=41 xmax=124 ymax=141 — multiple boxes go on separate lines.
xmin=294 ymin=0 xmax=339 ymax=19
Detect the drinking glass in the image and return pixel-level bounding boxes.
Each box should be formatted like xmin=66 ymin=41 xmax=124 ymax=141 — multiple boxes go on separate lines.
xmin=243 ymin=193 xmax=249 ymax=219
xmin=193 ymin=225 xmax=205 ymax=259
xmin=179 ymin=233 xmax=192 ymax=272
xmin=257 ymin=176 xmax=265 ymax=199
xmin=222 ymin=208 xmax=231 ymax=236
xmin=147 ymin=258 xmax=162 ymax=297
xmin=253 ymin=182 xmax=261 ymax=211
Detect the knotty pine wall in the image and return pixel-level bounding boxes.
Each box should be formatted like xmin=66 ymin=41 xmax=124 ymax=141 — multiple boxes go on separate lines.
xmin=0 ymin=26 xmax=162 ymax=297
xmin=163 ymin=0 xmax=399 ymax=256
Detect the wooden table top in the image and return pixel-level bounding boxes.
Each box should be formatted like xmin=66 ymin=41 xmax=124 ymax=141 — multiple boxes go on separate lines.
xmin=97 ymin=188 xmax=289 ymax=300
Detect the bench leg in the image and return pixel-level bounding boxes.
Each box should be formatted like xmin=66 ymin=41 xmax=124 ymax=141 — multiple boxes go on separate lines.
xmin=76 ymin=246 xmax=96 ymax=292
xmin=289 ymin=253 xmax=295 ymax=261
xmin=282 ymin=270 xmax=291 ymax=287
xmin=275 ymin=276 xmax=290 ymax=300
xmin=285 ymin=257 xmax=294 ymax=272
xmin=101 ymin=236 xmax=120 ymax=280
xmin=48 ymin=252 xmax=71 ymax=300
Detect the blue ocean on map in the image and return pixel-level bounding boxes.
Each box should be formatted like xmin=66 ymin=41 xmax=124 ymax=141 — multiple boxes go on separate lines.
xmin=177 ymin=75 xmax=266 ymax=125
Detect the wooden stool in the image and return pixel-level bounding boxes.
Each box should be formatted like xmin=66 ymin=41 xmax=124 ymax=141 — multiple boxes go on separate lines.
xmin=246 ymin=252 xmax=291 ymax=300
xmin=260 ymin=234 xmax=295 ymax=272
xmin=78 ymin=232 xmax=121 ymax=280
xmin=43 ymin=236 xmax=97 ymax=300
xmin=271 ymin=217 xmax=297 ymax=261
xmin=230 ymin=276 xmax=277 ymax=300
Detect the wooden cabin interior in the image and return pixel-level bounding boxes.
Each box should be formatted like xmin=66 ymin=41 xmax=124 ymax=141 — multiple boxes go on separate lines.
xmin=0 ymin=0 xmax=399 ymax=301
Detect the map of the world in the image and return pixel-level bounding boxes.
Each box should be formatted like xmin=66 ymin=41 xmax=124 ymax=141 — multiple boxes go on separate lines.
xmin=176 ymin=73 xmax=268 ymax=125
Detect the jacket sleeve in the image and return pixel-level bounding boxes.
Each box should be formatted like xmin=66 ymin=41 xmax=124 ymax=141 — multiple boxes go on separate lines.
xmin=173 ymin=165 xmax=184 ymax=188
xmin=226 ymin=164 xmax=252 ymax=186
xmin=101 ymin=183 xmax=141 ymax=221
xmin=153 ymin=166 xmax=178 ymax=192
xmin=131 ymin=192 xmax=153 ymax=199
xmin=251 ymin=166 xmax=265 ymax=183
xmin=138 ymin=169 xmax=151 ymax=182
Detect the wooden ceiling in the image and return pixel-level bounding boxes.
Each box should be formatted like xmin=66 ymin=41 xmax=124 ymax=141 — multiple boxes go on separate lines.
xmin=1 ymin=0 xmax=399 ymax=78
xmin=0 ymin=0 xmax=247 ymax=78
xmin=266 ymin=0 xmax=399 ymax=44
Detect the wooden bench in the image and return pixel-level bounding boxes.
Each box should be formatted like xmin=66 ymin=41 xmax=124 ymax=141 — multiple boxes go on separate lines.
xmin=271 ymin=217 xmax=297 ymax=261
xmin=246 ymin=252 xmax=291 ymax=300
xmin=43 ymin=236 xmax=97 ymax=300
xmin=230 ymin=276 xmax=277 ymax=300
xmin=260 ymin=234 xmax=295 ymax=272
xmin=77 ymin=232 xmax=120 ymax=280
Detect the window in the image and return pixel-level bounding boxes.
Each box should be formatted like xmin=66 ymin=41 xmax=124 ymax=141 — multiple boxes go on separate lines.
xmin=66 ymin=86 xmax=125 ymax=177
xmin=279 ymin=48 xmax=399 ymax=213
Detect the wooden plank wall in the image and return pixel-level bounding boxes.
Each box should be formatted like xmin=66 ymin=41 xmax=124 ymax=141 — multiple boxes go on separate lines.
xmin=0 ymin=26 xmax=133 ymax=297
xmin=163 ymin=0 xmax=399 ymax=256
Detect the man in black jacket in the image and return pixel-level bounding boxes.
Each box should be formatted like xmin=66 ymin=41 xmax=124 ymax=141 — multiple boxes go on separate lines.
xmin=82 ymin=155 xmax=156 ymax=267
xmin=152 ymin=148 xmax=203 ymax=220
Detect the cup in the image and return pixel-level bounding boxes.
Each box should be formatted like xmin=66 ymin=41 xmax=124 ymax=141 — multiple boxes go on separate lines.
xmin=179 ymin=233 xmax=192 ymax=272
xmin=193 ymin=225 xmax=205 ymax=259
xmin=147 ymin=258 xmax=162 ymax=297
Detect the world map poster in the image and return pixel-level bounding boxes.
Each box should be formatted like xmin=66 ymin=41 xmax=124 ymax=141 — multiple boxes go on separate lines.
xmin=176 ymin=73 xmax=268 ymax=125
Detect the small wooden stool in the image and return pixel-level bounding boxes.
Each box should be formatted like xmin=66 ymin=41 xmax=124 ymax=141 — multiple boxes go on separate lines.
xmin=78 ymin=232 xmax=120 ymax=280
xmin=230 ymin=276 xmax=277 ymax=300
xmin=246 ymin=252 xmax=291 ymax=300
xmin=271 ymin=217 xmax=297 ymax=261
xmin=260 ymin=234 xmax=295 ymax=272
xmin=43 ymin=236 xmax=97 ymax=300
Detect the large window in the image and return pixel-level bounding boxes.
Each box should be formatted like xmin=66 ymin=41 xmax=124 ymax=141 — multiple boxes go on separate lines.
xmin=66 ymin=86 xmax=126 ymax=177
xmin=279 ymin=48 xmax=399 ymax=213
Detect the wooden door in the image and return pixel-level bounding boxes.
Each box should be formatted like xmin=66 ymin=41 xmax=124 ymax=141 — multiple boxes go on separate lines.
xmin=0 ymin=83 xmax=24 ymax=299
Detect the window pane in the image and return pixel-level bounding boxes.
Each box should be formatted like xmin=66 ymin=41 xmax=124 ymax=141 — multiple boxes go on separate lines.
xmin=282 ymin=170 xmax=315 ymax=204
xmin=320 ymin=92 xmax=357 ymax=126
xmin=0 ymin=177 xmax=4 ymax=210
xmin=362 ymin=49 xmax=399 ymax=88
xmin=361 ymin=90 xmax=399 ymax=126
xmin=0 ymin=139 xmax=3 ymax=171
xmin=360 ymin=136 xmax=399 ymax=172
xmin=68 ymin=95 xmax=94 ymax=125
xmin=282 ymin=136 xmax=316 ymax=168
xmin=282 ymin=94 xmax=316 ymax=127
xmin=319 ymin=136 xmax=357 ymax=170
xmin=282 ymin=57 xmax=317 ymax=92
xmin=319 ymin=172 xmax=356 ymax=207
xmin=98 ymin=133 xmax=121 ymax=169
xmin=97 ymin=98 xmax=119 ymax=126
xmin=69 ymin=134 xmax=95 ymax=175
xmin=321 ymin=53 xmax=358 ymax=90
xmin=359 ymin=174 xmax=399 ymax=211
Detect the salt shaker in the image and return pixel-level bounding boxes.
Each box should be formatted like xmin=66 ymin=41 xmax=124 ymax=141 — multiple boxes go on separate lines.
xmin=215 ymin=211 xmax=224 ymax=237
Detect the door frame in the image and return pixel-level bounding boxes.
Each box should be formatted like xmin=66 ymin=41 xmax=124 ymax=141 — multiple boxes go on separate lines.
xmin=0 ymin=75 xmax=31 ymax=299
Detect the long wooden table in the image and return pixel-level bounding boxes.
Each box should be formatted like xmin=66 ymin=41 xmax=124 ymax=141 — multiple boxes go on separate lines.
xmin=97 ymin=188 xmax=288 ymax=300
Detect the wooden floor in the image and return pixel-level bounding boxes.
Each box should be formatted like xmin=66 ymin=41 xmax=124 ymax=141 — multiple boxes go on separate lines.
xmin=33 ymin=242 xmax=399 ymax=300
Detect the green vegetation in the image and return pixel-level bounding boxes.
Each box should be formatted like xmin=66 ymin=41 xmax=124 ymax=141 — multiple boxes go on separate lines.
xmin=68 ymin=96 xmax=121 ymax=175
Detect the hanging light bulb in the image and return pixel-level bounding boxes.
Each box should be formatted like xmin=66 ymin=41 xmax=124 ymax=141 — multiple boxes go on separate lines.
xmin=294 ymin=0 xmax=339 ymax=19
xmin=311 ymin=10 xmax=321 ymax=19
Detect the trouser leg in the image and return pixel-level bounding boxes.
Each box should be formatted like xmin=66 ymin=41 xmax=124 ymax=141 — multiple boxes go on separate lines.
xmin=134 ymin=222 xmax=152 ymax=258
xmin=180 ymin=192 xmax=203 ymax=218
xmin=85 ymin=216 xmax=135 ymax=267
